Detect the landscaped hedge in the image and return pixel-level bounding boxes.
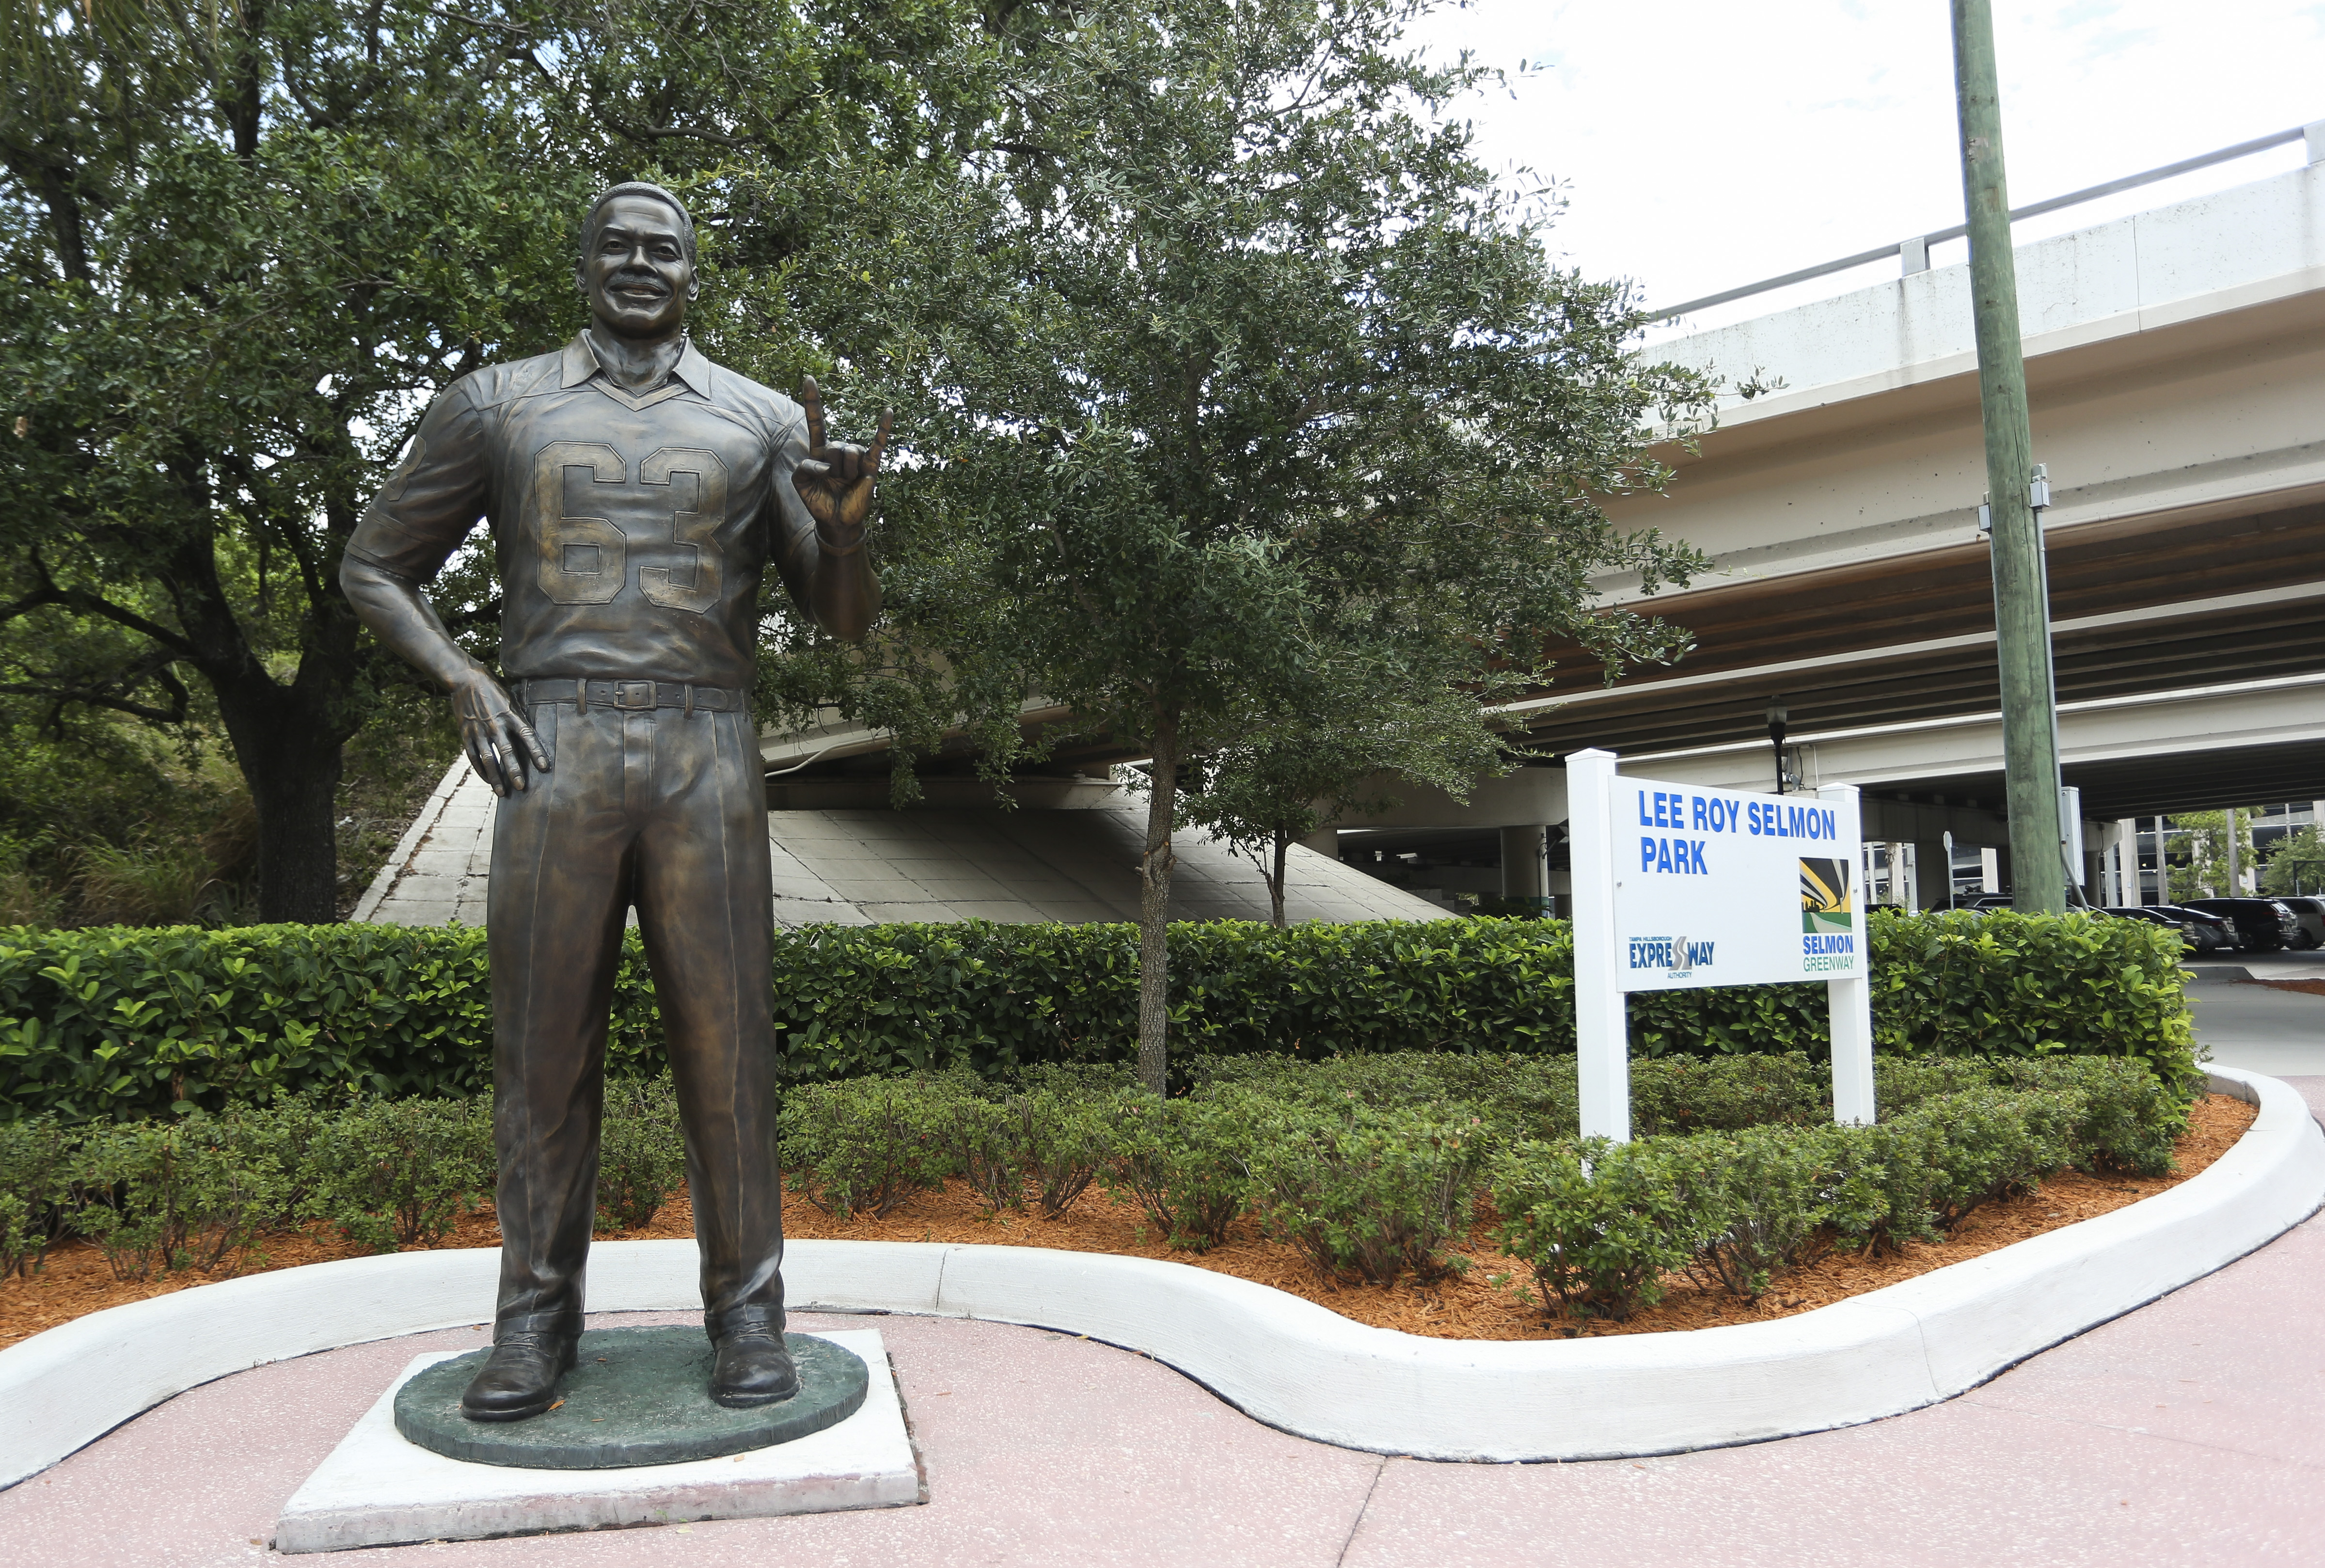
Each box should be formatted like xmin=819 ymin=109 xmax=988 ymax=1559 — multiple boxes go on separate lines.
xmin=0 ymin=1076 xmax=687 ymax=1283
xmin=0 ymin=910 xmax=2197 ymax=1122
xmin=1 ymin=1052 xmax=2196 ymax=1322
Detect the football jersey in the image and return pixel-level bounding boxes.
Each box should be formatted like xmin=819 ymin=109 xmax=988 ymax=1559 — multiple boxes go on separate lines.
xmin=346 ymin=333 xmax=828 ymax=689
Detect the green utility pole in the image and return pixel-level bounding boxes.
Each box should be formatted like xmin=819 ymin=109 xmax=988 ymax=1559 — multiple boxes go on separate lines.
xmin=1951 ymin=0 xmax=2065 ymax=914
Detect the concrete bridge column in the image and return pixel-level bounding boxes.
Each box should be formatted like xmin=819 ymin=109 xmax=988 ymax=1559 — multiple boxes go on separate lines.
xmin=1499 ymin=825 xmax=1550 ymax=901
xmin=2102 ymin=819 xmax=2130 ymax=903
xmin=1915 ymin=839 xmax=1952 ymax=909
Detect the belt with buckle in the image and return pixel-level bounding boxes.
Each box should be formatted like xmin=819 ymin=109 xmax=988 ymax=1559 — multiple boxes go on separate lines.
xmin=521 ymin=678 xmax=742 ymax=715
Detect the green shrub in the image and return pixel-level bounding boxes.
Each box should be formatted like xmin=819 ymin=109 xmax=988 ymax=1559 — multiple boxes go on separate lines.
xmin=1873 ymin=1055 xmax=1998 ymax=1117
xmin=777 ymin=1076 xmax=956 ymax=1220
xmin=0 ymin=912 xmax=2195 ymax=1120
xmin=1247 ymin=1105 xmax=1490 ymax=1285
xmin=1874 ymin=1054 xmax=2187 ymax=1178
xmin=1100 ymin=1092 xmax=1256 ymax=1251
xmin=771 ymin=919 xmax=1580 ymax=1084
xmin=0 ymin=1045 xmax=2203 ymax=1301
xmin=1822 ymin=1119 xmax=1946 ymax=1254
xmin=1632 ymin=1053 xmax=1826 ymax=1136
xmin=1993 ymin=1056 xmax=2187 ymax=1177
xmin=1201 ymin=1050 xmax=1838 ymax=1147
xmin=67 ymin=1123 xmax=180 ymax=1280
xmin=938 ymin=1077 xmax=1028 ymax=1214
xmin=0 ymin=924 xmax=514 ymax=1121
xmin=222 ymin=1090 xmax=342 ymax=1232
xmin=1672 ymin=1125 xmax=1837 ymax=1301
xmin=910 ymin=1069 xmax=1122 ymax=1218
xmin=597 ymin=1074 xmax=687 ymax=1232
xmin=1864 ymin=910 xmax=2200 ymax=1091
xmin=1192 ymin=1050 xmax=1581 ymax=1139
xmin=0 ymin=837 xmax=63 ymax=929
xmin=1629 ymin=909 xmax=2198 ymax=1091
xmin=69 ymin=1113 xmax=286 ymax=1279
xmin=1892 ymin=1088 xmax=2085 ymax=1232
xmin=1007 ymin=1087 xmax=1116 ymax=1220
xmin=307 ymin=1095 xmax=492 ymax=1253
xmin=1490 ymin=1137 xmax=1703 ymax=1321
xmin=996 ymin=1061 xmax=1140 ymax=1098
xmin=0 ymin=1113 xmax=71 ymax=1276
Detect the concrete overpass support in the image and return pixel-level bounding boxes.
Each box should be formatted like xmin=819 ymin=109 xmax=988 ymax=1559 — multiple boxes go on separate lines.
xmin=2100 ymin=820 xmax=2132 ymax=905
xmin=1915 ymin=838 xmax=1952 ymax=909
xmin=1499 ymin=825 xmax=1550 ymax=901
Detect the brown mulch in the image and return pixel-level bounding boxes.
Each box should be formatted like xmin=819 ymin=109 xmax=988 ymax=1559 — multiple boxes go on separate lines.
xmin=2245 ymin=977 xmax=2325 ymax=998
xmin=0 ymin=1095 xmax=2257 ymax=1349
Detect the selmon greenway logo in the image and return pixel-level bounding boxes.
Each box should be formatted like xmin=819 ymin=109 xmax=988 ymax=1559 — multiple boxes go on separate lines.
xmin=1800 ymin=857 xmax=1853 ymax=934
xmin=1800 ymin=856 xmax=1856 ymax=971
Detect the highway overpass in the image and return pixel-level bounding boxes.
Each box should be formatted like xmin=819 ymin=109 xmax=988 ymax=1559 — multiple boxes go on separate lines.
xmin=1356 ymin=134 xmax=2325 ymax=912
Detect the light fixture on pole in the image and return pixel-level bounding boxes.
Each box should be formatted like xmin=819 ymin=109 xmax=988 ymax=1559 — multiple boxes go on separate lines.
xmin=1767 ymin=697 xmax=1789 ymax=795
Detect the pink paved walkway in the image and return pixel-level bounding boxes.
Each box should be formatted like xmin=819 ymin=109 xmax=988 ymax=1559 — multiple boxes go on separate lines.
xmin=4 ymin=1079 xmax=2322 ymax=1567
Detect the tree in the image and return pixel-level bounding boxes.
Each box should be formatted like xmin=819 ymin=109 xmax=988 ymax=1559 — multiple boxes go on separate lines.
xmin=0 ymin=0 xmax=1022 ymax=920
xmin=1177 ymin=659 xmax=1509 ymax=928
xmin=2261 ymin=822 xmax=2325 ymax=897
xmin=823 ymin=0 xmax=1714 ymax=1091
xmin=0 ymin=0 xmax=591 ymax=919
xmin=2162 ymin=808 xmax=2262 ymax=902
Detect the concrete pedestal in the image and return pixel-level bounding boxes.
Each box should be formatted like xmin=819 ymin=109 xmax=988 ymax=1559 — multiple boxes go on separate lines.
xmin=274 ymin=1329 xmax=917 ymax=1552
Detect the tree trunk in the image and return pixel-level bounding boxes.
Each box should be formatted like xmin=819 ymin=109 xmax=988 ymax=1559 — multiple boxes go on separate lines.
xmin=215 ymin=681 xmax=350 ymax=924
xmin=248 ymin=736 xmax=347 ymax=923
xmin=1267 ymin=828 xmax=1289 ymax=929
xmin=1135 ymin=705 xmax=1180 ymax=1094
xmin=158 ymin=489 xmax=368 ymax=925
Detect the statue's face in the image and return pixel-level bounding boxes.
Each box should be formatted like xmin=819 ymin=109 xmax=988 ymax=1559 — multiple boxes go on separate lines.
xmin=579 ymin=194 xmax=698 ymax=339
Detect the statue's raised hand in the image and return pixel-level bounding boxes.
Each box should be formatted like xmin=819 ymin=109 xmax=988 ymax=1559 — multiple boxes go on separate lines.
xmin=790 ymin=375 xmax=891 ymax=550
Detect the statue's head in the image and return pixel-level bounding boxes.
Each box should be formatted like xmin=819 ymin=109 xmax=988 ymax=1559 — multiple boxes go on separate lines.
xmin=576 ymin=182 xmax=699 ymax=340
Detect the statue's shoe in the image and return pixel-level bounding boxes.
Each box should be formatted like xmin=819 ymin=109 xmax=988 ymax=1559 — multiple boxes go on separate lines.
xmin=710 ymin=1331 xmax=800 ymax=1408
xmin=459 ymin=1332 xmax=577 ymax=1422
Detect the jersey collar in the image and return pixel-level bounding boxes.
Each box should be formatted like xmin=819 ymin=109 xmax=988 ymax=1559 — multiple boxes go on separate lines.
xmin=562 ymin=332 xmax=715 ymax=405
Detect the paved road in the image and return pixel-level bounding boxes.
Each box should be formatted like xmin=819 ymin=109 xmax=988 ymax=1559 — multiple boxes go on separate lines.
xmin=2185 ymin=950 xmax=2325 ymax=1077
xmin=0 ymin=1007 xmax=2318 ymax=1564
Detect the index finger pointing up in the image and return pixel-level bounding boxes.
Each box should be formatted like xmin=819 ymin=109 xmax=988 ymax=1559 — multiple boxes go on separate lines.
xmin=799 ymin=374 xmax=827 ymax=453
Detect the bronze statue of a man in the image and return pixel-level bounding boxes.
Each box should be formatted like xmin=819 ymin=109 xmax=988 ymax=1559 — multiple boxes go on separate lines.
xmin=340 ymin=182 xmax=883 ymax=1420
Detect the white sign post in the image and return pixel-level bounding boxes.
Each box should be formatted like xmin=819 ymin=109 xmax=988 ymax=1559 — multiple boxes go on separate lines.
xmin=1566 ymin=747 xmax=1877 ymax=1142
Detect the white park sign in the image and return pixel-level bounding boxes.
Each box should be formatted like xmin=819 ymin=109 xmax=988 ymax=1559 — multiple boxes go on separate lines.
xmin=1566 ymin=748 xmax=1876 ymax=1142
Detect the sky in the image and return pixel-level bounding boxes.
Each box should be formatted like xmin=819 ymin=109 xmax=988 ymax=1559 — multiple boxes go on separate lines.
xmin=1407 ymin=1 xmax=2325 ymax=344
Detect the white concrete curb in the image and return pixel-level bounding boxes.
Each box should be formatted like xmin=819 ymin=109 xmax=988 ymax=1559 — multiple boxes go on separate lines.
xmin=2 ymin=1065 xmax=2317 ymax=1480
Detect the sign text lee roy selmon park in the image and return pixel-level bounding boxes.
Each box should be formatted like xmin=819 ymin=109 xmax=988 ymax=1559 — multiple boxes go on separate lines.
xmin=1565 ymin=748 xmax=1877 ymax=1143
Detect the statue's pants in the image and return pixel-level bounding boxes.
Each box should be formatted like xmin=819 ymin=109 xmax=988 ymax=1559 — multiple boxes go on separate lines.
xmin=484 ymin=693 xmax=782 ymax=1345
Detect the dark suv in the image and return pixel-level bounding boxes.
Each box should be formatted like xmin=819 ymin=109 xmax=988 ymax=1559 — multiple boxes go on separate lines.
xmin=2150 ymin=904 xmax=2239 ymax=952
xmin=2179 ymin=897 xmax=2302 ymax=952
xmin=2102 ymin=905 xmax=2203 ymax=951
